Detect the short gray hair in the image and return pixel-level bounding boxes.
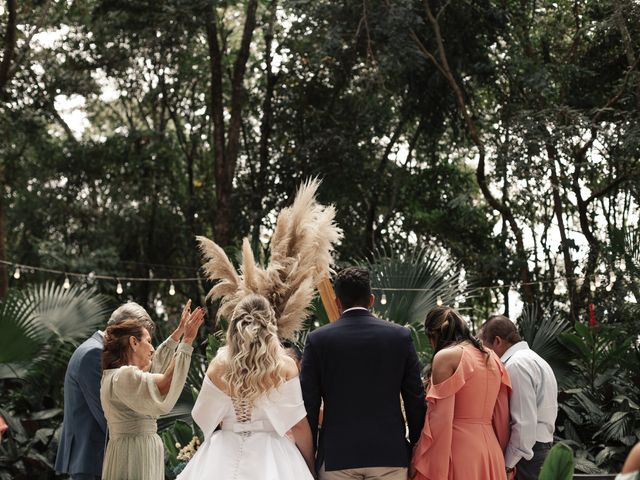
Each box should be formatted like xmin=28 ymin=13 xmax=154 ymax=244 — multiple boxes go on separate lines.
xmin=108 ymin=301 xmax=155 ymax=332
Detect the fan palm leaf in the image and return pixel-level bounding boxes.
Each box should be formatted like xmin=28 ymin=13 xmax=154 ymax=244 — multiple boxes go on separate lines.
xmin=0 ymin=290 xmax=43 ymax=365
xmin=24 ymin=282 xmax=110 ymax=345
xmin=361 ymin=246 xmax=467 ymax=326
xmin=517 ymin=302 xmax=571 ymax=362
xmin=0 ymin=282 xmax=109 ymax=380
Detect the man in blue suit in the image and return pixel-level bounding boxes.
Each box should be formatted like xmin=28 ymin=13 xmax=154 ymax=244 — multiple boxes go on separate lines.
xmin=55 ymin=302 xmax=155 ymax=480
xmin=300 ymin=267 xmax=426 ymax=480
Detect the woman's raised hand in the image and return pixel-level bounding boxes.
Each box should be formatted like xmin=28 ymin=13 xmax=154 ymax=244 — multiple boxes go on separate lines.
xmin=182 ymin=307 xmax=206 ymax=345
xmin=170 ymin=299 xmax=192 ymax=341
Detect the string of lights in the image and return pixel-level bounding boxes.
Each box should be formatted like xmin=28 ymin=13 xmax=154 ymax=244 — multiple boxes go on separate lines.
xmin=1 ymin=259 xmax=620 ymax=301
xmin=2 ymin=260 xmax=201 ymax=296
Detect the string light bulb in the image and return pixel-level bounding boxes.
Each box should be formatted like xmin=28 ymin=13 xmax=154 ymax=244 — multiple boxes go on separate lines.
xmin=380 ymin=293 xmax=387 ymax=305
xmin=63 ymin=275 xmax=71 ymax=290
xmin=436 ymin=296 xmax=443 ymax=306
xmin=169 ymin=281 xmax=176 ymax=296
xmin=590 ymin=281 xmax=596 ymax=292
xmin=594 ymin=275 xmax=602 ymax=288
xmin=13 ymin=266 xmax=20 ymax=279
xmin=116 ymin=279 xmax=123 ymax=295
xmin=490 ymin=289 xmax=498 ymax=304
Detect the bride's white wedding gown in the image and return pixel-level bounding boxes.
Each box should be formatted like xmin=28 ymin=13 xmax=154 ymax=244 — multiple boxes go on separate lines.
xmin=177 ymin=375 xmax=314 ymax=480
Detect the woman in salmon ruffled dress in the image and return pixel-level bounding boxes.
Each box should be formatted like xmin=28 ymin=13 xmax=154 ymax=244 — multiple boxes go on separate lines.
xmin=411 ymin=306 xmax=511 ymax=480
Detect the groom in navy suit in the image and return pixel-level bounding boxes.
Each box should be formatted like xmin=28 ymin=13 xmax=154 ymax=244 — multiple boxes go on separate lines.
xmin=301 ymin=267 xmax=426 ymax=480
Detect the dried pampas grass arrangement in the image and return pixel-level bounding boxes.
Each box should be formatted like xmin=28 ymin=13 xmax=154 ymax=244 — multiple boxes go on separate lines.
xmin=197 ymin=178 xmax=342 ymax=339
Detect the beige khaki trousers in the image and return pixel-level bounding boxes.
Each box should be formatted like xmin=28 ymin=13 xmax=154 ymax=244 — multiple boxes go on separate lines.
xmin=319 ymin=463 xmax=408 ymax=480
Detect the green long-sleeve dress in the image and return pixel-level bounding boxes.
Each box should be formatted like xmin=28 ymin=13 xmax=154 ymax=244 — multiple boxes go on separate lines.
xmin=100 ymin=339 xmax=193 ymax=480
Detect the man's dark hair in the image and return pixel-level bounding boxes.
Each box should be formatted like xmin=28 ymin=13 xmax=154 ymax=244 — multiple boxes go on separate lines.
xmin=480 ymin=314 xmax=522 ymax=345
xmin=334 ymin=267 xmax=372 ymax=309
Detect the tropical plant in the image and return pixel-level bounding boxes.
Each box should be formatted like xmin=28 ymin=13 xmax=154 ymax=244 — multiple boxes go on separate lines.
xmin=516 ymin=303 xmax=572 ymax=384
xmin=361 ymin=246 xmax=468 ymax=364
xmin=556 ymin=321 xmax=640 ymax=473
xmin=0 ymin=282 xmax=110 ymax=379
xmin=363 ymin=246 xmax=467 ymax=324
xmin=0 ymin=283 xmax=110 ymax=479
xmin=538 ymin=442 xmax=575 ymax=480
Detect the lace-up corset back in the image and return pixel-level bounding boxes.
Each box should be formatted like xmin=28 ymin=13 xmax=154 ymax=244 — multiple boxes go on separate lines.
xmin=177 ymin=375 xmax=313 ymax=480
xmin=231 ymin=396 xmax=254 ymax=437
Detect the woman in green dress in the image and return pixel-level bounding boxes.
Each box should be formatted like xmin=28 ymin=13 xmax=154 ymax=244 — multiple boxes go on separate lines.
xmin=100 ymin=301 xmax=205 ymax=480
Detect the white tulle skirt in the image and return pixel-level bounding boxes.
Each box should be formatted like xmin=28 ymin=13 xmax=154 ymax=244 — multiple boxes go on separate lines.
xmin=177 ymin=430 xmax=314 ymax=480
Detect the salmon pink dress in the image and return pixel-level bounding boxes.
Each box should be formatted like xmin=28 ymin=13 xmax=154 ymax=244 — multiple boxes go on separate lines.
xmin=412 ymin=346 xmax=511 ymax=479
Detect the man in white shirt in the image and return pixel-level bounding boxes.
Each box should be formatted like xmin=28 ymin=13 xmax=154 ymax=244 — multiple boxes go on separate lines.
xmin=480 ymin=315 xmax=558 ymax=480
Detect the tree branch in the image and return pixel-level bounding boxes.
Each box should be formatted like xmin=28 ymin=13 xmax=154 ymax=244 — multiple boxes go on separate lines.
xmin=412 ymin=0 xmax=535 ymax=302
xmin=7 ymin=0 xmax=53 ymax=81
xmin=226 ymin=0 xmax=258 ymax=175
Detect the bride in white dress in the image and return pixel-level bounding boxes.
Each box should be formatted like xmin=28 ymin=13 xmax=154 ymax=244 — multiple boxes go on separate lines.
xmin=177 ymin=294 xmax=315 ymax=480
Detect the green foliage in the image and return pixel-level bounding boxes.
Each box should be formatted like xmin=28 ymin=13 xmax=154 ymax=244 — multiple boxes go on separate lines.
xmin=0 ymin=283 xmax=109 ymax=379
xmin=517 ymin=303 xmax=572 ymax=382
xmin=1 ymin=0 xmax=639 ymax=476
xmin=0 ymin=292 xmax=41 ymax=366
xmin=361 ymin=246 xmax=467 ymax=364
xmin=161 ymin=420 xmax=198 ymax=480
xmin=0 ymin=284 xmax=109 ymax=479
xmin=556 ymin=321 xmax=640 ymax=472
xmin=539 ymin=443 xmax=575 ymax=480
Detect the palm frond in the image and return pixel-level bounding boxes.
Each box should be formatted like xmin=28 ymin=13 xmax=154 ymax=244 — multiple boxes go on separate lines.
xmin=0 ymin=283 xmax=109 ymax=380
xmin=362 ymin=245 xmax=467 ymax=326
xmin=0 ymin=290 xmax=43 ymax=364
xmin=23 ymin=283 xmax=110 ymax=346
xmin=517 ymin=302 xmax=571 ymax=364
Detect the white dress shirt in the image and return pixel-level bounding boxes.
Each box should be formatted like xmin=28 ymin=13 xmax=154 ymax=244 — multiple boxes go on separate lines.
xmin=341 ymin=307 xmax=369 ymax=314
xmin=501 ymin=341 xmax=558 ymax=468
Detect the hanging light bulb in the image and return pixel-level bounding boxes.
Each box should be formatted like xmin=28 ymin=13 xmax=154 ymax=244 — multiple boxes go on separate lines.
xmin=594 ymin=275 xmax=602 ymax=288
xmin=436 ymin=296 xmax=443 ymax=306
xmin=609 ymin=271 xmax=617 ymax=284
xmin=590 ymin=281 xmax=596 ymax=292
xmin=116 ymin=279 xmax=123 ymax=295
xmin=169 ymin=281 xmax=176 ymax=296
xmin=380 ymin=293 xmax=387 ymax=305
xmin=13 ymin=266 xmax=21 ymax=279
xmin=63 ymin=275 xmax=71 ymax=290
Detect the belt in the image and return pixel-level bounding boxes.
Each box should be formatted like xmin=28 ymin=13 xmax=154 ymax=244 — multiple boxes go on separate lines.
xmin=219 ymin=420 xmax=271 ymax=434
xmin=108 ymin=419 xmax=157 ymax=437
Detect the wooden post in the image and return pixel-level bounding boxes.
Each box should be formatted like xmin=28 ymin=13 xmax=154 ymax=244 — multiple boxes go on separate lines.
xmin=317 ymin=276 xmax=340 ymax=322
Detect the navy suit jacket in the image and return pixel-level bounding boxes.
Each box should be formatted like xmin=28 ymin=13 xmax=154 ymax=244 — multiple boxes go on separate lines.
xmin=55 ymin=331 xmax=106 ymax=476
xmin=300 ymin=309 xmax=426 ymax=472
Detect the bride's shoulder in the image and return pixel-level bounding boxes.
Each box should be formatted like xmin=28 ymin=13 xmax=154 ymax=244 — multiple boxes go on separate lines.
xmin=206 ymin=348 xmax=228 ymax=389
xmin=280 ymin=354 xmax=299 ymax=381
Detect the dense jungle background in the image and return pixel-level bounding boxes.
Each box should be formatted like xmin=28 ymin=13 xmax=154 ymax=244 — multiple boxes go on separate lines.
xmin=1 ymin=0 xmax=639 ymax=478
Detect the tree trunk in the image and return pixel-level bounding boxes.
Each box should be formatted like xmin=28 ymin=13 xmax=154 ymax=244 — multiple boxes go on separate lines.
xmin=0 ymin=0 xmax=17 ymax=296
xmin=205 ymin=0 xmax=258 ymax=246
xmin=0 ymin=0 xmax=17 ymax=98
xmin=546 ymin=143 xmax=578 ymax=319
xmin=0 ymin=165 xmax=7 ymax=297
xmin=411 ymin=1 xmax=535 ymax=302
xmin=253 ymin=0 xmax=278 ymax=246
